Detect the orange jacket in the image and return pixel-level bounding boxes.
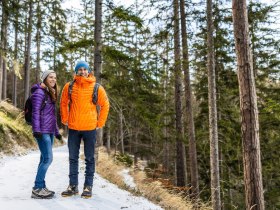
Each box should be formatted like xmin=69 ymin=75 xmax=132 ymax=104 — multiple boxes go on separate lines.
xmin=60 ymin=74 xmax=109 ymax=131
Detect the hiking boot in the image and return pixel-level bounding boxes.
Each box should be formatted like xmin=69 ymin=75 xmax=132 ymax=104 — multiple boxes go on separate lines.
xmin=61 ymin=185 xmax=79 ymax=197
xmin=44 ymin=187 xmax=55 ymax=195
xmin=31 ymin=187 xmax=54 ymax=199
xmin=81 ymin=186 xmax=92 ymax=198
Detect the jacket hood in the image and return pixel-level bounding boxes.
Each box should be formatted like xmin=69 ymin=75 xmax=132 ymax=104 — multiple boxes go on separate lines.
xmin=74 ymin=74 xmax=96 ymax=84
xmin=31 ymin=83 xmax=45 ymax=94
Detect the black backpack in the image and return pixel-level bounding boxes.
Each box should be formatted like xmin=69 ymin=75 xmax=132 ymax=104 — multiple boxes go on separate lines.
xmin=24 ymin=91 xmax=48 ymax=125
xmin=68 ymin=80 xmax=100 ymax=105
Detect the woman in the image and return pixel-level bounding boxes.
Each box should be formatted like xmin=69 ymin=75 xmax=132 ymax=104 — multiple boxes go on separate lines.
xmin=31 ymin=70 xmax=62 ymax=199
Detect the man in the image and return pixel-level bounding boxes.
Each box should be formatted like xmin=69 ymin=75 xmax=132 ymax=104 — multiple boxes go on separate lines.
xmin=60 ymin=61 xmax=109 ymax=198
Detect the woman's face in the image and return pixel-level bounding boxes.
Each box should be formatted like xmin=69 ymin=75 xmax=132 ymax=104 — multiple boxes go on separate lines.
xmin=45 ymin=73 xmax=57 ymax=88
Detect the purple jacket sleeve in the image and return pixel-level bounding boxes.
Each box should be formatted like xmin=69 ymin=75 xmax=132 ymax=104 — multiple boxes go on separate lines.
xmin=31 ymin=89 xmax=45 ymax=133
xmin=55 ymin=122 xmax=59 ymax=136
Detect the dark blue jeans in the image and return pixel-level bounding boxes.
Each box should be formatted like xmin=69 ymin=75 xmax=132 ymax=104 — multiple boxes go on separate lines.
xmin=34 ymin=134 xmax=54 ymax=188
xmin=68 ymin=129 xmax=96 ymax=187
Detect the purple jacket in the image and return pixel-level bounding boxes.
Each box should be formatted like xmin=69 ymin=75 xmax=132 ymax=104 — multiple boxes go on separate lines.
xmin=31 ymin=84 xmax=59 ymax=136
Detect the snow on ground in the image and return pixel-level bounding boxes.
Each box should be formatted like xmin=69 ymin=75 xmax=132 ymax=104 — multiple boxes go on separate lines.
xmin=118 ymin=169 xmax=136 ymax=189
xmin=0 ymin=145 xmax=162 ymax=210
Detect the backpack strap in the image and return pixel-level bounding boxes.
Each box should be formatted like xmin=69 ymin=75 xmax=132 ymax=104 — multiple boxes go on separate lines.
xmin=40 ymin=91 xmax=48 ymax=111
xmin=68 ymin=80 xmax=76 ymax=103
xmin=93 ymin=83 xmax=100 ymax=105
xmin=67 ymin=81 xmax=100 ymax=105
xmin=40 ymin=90 xmax=48 ymax=111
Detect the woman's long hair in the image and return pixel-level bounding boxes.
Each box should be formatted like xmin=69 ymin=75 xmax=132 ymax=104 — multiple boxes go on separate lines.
xmin=43 ymin=80 xmax=58 ymax=103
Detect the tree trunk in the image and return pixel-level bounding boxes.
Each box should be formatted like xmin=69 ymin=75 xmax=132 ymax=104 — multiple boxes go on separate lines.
xmin=24 ymin=0 xmax=33 ymax=102
xmin=162 ymin=33 xmax=170 ymax=176
xmin=2 ymin=3 xmax=8 ymax=100
xmin=173 ymin=0 xmax=187 ymax=187
xmin=2 ymin=59 xmax=7 ymax=100
xmin=94 ymin=0 xmax=102 ymax=82
xmin=106 ymin=122 xmax=111 ymax=155
xmin=94 ymin=0 xmax=103 ymax=148
xmin=12 ymin=0 xmax=19 ymax=107
xmin=180 ymin=0 xmax=199 ymax=197
xmin=232 ymin=1 xmax=265 ymax=209
xmin=207 ymin=0 xmax=221 ymax=209
xmin=119 ymin=109 xmax=124 ymax=154
xmin=133 ymin=129 xmax=139 ymax=166
xmin=35 ymin=0 xmax=41 ymax=83
xmin=0 ymin=0 xmax=8 ymax=100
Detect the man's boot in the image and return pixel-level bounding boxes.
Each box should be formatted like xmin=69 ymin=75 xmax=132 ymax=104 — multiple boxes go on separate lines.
xmin=81 ymin=186 xmax=92 ymax=198
xmin=61 ymin=185 xmax=79 ymax=197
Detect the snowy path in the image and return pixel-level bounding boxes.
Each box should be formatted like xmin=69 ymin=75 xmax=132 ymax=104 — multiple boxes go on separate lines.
xmin=0 ymin=145 xmax=162 ymax=210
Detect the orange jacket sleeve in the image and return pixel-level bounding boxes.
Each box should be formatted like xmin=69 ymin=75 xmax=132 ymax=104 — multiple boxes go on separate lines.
xmin=60 ymin=82 xmax=70 ymax=125
xmin=97 ymin=85 xmax=109 ymax=128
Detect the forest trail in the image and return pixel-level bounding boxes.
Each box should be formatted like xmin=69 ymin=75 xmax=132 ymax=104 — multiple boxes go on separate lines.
xmin=0 ymin=145 xmax=162 ymax=210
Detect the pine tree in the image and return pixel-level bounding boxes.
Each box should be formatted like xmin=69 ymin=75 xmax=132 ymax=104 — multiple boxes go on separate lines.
xmin=232 ymin=0 xmax=265 ymax=209
xmin=207 ymin=0 xmax=221 ymax=208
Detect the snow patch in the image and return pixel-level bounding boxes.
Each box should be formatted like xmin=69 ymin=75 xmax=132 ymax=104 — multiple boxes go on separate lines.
xmin=119 ymin=169 xmax=136 ymax=189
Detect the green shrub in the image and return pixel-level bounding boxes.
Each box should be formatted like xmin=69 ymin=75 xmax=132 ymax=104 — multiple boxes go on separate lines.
xmin=114 ymin=153 xmax=133 ymax=167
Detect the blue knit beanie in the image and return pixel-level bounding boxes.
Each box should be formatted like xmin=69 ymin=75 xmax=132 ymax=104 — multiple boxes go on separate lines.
xmin=74 ymin=61 xmax=91 ymax=73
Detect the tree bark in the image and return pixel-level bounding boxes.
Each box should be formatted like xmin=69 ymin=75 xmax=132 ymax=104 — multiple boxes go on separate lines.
xmin=94 ymin=0 xmax=103 ymax=147
xmin=173 ymin=0 xmax=187 ymax=187
xmin=207 ymin=0 xmax=221 ymax=209
xmin=163 ymin=35 xmax=170 ymax=176
xmin=94 ymin=0 xmax=102 ymax=82
xmin=24 ymin=0 xmax=33 ymax=102
xmin=119 ymin=109 xmax=124 ymax=154
xmin=2 ymin=3 xmax=8 ymax=100
xmin=232 ymin=0 xmax=265 ymax=209
xmin=180 ymin=0 xmax=199 ymax=197
xmin=12 ymin=0 xmax=19 ymax=107
xmin=106 ymin=122 xmax=111 ymax=155
xmin=35 ymin=0 xmax=41 ymax=83
xmin=0 ymin=0 xmax=8 ymax=100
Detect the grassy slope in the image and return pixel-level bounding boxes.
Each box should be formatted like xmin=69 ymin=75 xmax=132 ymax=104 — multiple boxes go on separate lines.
xmin=0 ymin=101 xmax=37 ymax=155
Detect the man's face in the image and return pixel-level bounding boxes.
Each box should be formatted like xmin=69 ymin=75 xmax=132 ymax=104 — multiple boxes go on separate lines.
xmin=77 ymin=67 xmax=89 ymax=77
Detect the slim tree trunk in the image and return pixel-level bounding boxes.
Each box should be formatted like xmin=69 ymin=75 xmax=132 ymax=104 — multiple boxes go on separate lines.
xmin=24 ymin=0 xmax=33 ymax=102
xmin=133 ymin=129 xmax=139 ymax=166
xmin=207 ymin=0 xmax=221 ymax=209
xmin=163 ymin=36 xmax=170 ymax=175
xmin=0 ymin=0 xmax=8 ymax=100
xmin=12 ymin=0 xmax=20 ymax=107
xmin=94 ymin=0 xmax=102 ymax=82
xmin=2 ymin=59 xmax=7 ymax=100
xmin=173 ymin=0 xmax=187 ymax=187
xmin=94 ymin=0 xmax=103 ymax=148
xmin=232 ymin=1 xmax=265 ymax=209
xmin=119 ymin=109 xmax=124 ymax=154
xmin=180 ymin=0 xmax=199 ymax=197
xmin=0 ymin=3 xmax=3 ymax=100
xmin=35 ymin=0 xmax=41 ymax=83
xmin=106 ymin=121 xmax=111 ymax=155
xmin=2 ymin=4 xmax=8 ymax=100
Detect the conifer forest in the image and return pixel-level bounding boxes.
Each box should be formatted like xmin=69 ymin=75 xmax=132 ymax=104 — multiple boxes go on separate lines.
xmin=0 ymin=0 xmax=279 ymax=209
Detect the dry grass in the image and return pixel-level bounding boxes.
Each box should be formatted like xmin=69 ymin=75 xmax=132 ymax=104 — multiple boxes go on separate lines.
xmin=132 ymin=170 xmax=212 ymax=210
xmin=96 ymin=147 xmax=212 ymax=210
xmin=96 ymin=147 xmax=127 ymax=189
